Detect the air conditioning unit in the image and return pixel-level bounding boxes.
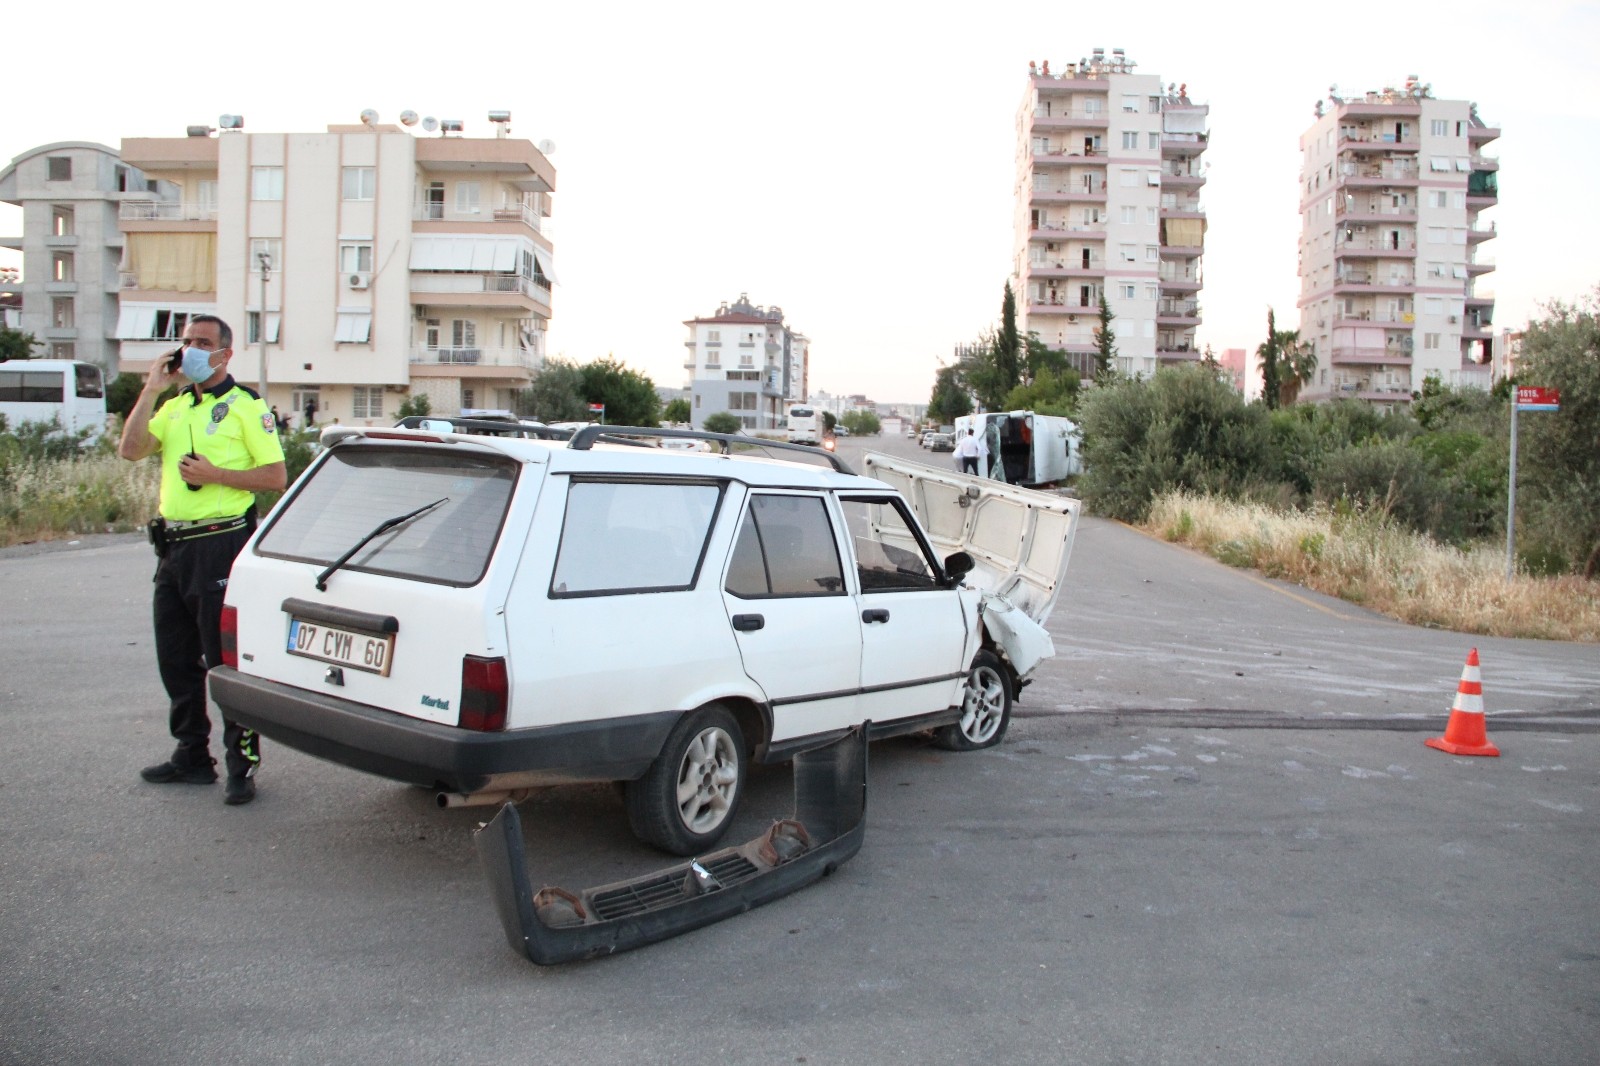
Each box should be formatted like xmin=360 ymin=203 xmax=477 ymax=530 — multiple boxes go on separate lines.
xmin=348 ymin=273 xmax=370 ymax=289
xmin=1447 ymin=315 xmax=1459 ymax=324
xmin=1067 ymin=314 xmax=1078 ymax=323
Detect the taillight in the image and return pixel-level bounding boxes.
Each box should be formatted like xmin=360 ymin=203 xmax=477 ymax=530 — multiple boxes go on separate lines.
xmin=459 ymin=655 xmax=508 ymax=732
xmin=220 ymin=605 xmax=238 ymax=669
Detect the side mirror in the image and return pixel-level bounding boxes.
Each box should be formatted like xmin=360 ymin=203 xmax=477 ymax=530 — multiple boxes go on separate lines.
xmin=942 ymin=550 xmax=975 ymax=585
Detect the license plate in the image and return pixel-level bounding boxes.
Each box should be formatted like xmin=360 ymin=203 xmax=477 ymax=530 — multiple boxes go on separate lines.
xmin=286 ymin=618 xmax=395 ymax=676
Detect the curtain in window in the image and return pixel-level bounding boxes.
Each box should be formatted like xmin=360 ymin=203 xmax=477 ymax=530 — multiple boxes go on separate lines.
xmin=124 ymin=233 xmax=217 ymax=292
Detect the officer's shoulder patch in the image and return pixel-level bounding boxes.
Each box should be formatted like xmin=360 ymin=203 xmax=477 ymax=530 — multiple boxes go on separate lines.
xmin=261 ymin=413 xmax=277 ymax=433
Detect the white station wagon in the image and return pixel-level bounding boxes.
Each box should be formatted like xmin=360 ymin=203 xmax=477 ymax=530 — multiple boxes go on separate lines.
xmin=211 ymin=423 xmax=1079 ymax=855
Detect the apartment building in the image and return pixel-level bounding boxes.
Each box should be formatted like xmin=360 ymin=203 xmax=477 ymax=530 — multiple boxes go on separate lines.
xmin=1296 ymin=79 xmax=1498 ymax=404
xmin=682 ymin=293 xmax=808 ymax=431
xmin=0 ymin=142 xmax=146 ymax=367
xmin=114 ymin=114 xmax=555 ymax=424
xmin=1013 ymin=49 xmax=1209 ymax=379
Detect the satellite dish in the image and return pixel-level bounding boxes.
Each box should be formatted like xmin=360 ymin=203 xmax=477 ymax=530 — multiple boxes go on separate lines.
xmin=359 ymin=109 xmax=379 ymax=126
xmin=399 ymin=110 xmax=419 ymax=127
xmin=421 ymin=116 xmax=439 ymax=133
xmin=538 ymin=139 xmax=556 ymax=155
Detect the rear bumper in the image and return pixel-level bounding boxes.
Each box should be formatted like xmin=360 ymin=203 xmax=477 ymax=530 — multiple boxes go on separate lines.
xmin=209 ymin=667 xmax=676 ymax=793
xmin=476 ymin=726 xmax=868 ymax=965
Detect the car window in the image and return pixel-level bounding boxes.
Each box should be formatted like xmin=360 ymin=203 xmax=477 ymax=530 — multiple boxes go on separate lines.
xmin=550 ymin=479 xmax=722 ymax=597
xmin=839 ymin=496 xmax=943 ymax=592
xmin=724 ymin=494 xmax=845 ymax=599
xmin=255 ymin=446 xmax=516 ymax=587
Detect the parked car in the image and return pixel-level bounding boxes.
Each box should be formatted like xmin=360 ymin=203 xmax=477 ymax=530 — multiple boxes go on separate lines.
xmin=929 ymin=432 xmax=955 ymax=452
xmin=210 ymin=424 xmax=1079 ymax=855
xmin=920 ymin=430 xmax=936 ymax=448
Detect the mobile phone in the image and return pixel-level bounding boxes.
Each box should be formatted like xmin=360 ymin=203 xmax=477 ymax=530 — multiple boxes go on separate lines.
xmin=165 ymin=347 xmax=185 ymax=372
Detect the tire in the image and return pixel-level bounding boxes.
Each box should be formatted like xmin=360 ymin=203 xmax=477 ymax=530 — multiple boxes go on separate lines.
xmin=934 ymin=650 xmax=1012 ymax=751
xmin=625 ymin=704 xmax=746 ymax=855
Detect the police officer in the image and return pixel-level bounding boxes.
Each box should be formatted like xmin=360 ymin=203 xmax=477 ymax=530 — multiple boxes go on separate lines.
xmin=120 ymin=315 xmax=286 ymax=805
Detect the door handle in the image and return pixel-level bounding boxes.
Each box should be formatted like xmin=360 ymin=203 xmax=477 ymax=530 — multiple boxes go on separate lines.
xmin=861 ymin=608 xmax=890 ymax=624
xmin=731 ymin=613 xmax=765 ymax=632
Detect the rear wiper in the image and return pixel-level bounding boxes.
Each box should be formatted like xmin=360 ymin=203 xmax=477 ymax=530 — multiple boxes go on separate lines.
xmin=316 ymin=498 xmax=448 ymax=591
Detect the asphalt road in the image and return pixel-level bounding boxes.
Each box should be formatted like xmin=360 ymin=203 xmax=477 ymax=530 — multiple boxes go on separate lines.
xmin=1 ymin=433 xmax=1596 ymax=1065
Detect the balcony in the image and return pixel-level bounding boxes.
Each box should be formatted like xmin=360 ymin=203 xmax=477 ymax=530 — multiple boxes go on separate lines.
xmin=119 ymin=200 xmax=218 ymax=222
xmin=1337 ymin=201 xmax=1417 ymax=220
xmin=1158 ymin=265 xmax=1202 ymax=291
xmin=1334 ymin=237 xmax=1415 ymax=256
xmin=1156 ymin=301 xmax=1200 ymax=326
xmin=1156 ymin=346 xmax=1202 ymax=362
xmin=1028 ymin=259 xmax=1106 ymax=278
xmin=1031 ymin=148 xmax=1108 ymax=168
xmin=1161 ymin=133 xmax=1208 ymax=155
xmin=1030 ymin=186 xmax=1107 ymax=204
xmin=413 ymin=201 xmax=542 ymax=234
xmin=1334 ymin=310 xmax=1414 ymax=324
xmin=1467 ymin=121 xmax=1500 ymax=145
xmin=1030 ymin=109 xmax=1110 ymax=130
xmin=1028 ymin=299 xmax=1096 ymax=315
xmin=1336 ymin=164 xmax=1419 ymax=188
xmin=1467 ymin=221 xmax=1497 ymax=244
xmin=409 ymin=346 xmax=539 ymax=370
xmin=1333 ymin=272 xmax=1415 ymax=293
xmin=410 ymin=271 xmax=551 ymax=310
xmin=1337 ymin=132 xmax=1420 ymax=153
xmin=1031 ymin=222 xmax=1106 ymax=241
xmin=1466 ymin=258 xmax=1495 ymax=276
xmin=1330 ymin=345 xmax=1413 ymax=366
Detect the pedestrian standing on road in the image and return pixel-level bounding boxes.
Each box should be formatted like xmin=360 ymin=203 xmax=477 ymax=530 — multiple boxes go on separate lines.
xmin=119 ymin=315 xmax=286 ymax=806
xmin=955 ymin=428 xmax=982 ymax=474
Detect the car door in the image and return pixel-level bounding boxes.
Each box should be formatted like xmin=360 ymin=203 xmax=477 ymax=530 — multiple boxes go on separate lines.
xmin=721 ymin=491 xmax=863 ymax=745
xmin=838 ymin=494 xmax=968 ymax=725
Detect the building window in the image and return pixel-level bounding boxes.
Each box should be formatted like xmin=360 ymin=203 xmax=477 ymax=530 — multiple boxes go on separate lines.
xmin=1119 ymin=243 xmax=1135 ymax=262
xmin=1121 ymin=131 xmax=1138 ymax=150
xmin=51 ymin=252 xmax=73 ymax=282
xmin=451 ymin=319 xmax=476 ymax=348
xmin=51 ymin=206 xmax=74 ymax=236
xmin=47 ymin=156 xmax=71 ymax=181
xmin=462 ymin=388 xmax=476 ymax=410
xmin=454 ymin=181 xmax=481 ymax=214
xmin=1118 ymin=169 xmax=1137 ymax=188
xmin=1119 ymin=284 xmax=1135 ymax=299
xmin=1149 ymin=132 xmax=1161 ymax=150
xmin=342 ymin=167 xmax=376 ymax=201
xmin=50 ymin=342 xmax=76 ymax=359
xmin=352 ymin=386 xmax=384 ymax=419
xmin=707 ymin=329 xmax=720 ymax=344
xmin=1145 ymin=245 xmax=1159 ymax=262
xmin=51 ymin=297 xmax=74 ymax=328
xmin=1120 ymin=205 xmax=1136 ymax=224
xmin=1424 ymin=333 xmax=1440 ymax=350
xmin=339 ymin=243 xmax=374 ymax=273
xmin=252 ymin=167 xmax=285 ymax=201
xmin=1430 ymin=119 xmax=1448 ymax=136
xmin=1121 ymin=94 xmax=1138 ymax=113
xmin=1147 ymin=96 xmax=1161 ymax=114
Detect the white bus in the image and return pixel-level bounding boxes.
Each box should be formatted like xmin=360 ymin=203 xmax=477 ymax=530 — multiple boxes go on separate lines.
xmin=0 ymin=359 xmax=108 ymax=440
xmin=786 ymin=404 xmax=821 ymax=445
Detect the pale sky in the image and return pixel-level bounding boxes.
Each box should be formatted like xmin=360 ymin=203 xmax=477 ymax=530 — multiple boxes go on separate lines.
xmin=4 ymin=1 xmax=1596 ymax=403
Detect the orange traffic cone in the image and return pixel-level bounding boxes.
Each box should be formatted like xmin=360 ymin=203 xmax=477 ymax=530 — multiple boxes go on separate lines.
xmin=1425 ymin=648 xmax=1500 ymax=757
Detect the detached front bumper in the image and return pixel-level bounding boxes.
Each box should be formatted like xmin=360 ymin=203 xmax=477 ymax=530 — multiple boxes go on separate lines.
xmin=475 ymin=727 xmax=868 ymax=965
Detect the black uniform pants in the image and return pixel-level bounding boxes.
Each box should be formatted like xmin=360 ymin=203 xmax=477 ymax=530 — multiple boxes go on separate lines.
xmin=152 ymin=523 xmax=259 ymax=778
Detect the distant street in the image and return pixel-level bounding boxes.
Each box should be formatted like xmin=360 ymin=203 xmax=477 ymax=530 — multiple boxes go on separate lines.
xmin=1 ymin=432 xmax=1596 ymax=1065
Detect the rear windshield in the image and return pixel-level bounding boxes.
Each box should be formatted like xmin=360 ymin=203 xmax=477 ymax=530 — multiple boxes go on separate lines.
xmin=256 ymin=445 xmax=518 ymax=586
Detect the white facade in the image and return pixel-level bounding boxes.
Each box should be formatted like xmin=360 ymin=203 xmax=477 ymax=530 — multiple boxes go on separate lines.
xmin=681 ymin=293 xmax=807 ymax=431
xmin=1012 ymin=50 xmax=1208 ymax=379
xmin=0 ymin=142 xmax=141 ymax=369
xmin=115 ymin=120 xmax=555 ymax=425
xmin=1296 ymin=81 xmax=1499 ymax=404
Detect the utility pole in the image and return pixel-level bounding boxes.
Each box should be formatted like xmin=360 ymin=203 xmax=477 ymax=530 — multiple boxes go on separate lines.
xmin=256 ymin=250 xmax=272 ymax=402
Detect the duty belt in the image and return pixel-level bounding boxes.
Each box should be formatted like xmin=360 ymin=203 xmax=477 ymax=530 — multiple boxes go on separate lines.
xmin=164 ymin=514 xmax=250 ymax=543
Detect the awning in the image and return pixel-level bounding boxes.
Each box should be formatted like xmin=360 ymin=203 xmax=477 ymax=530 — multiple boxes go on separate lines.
xmin=114 ymin=306 xmax=158 ymax=339
xmin=1162 ymin=218 xmax=1205 ymax=247
xmin=334 ymin=311 xmax=372 ymax=344
xmin=123 ymin=233 xmax=216 ymax=292
xmin=530 ymin=245 xmax=559 ymax=285
xmin=409 ymin=236 xmax=523 ymax=273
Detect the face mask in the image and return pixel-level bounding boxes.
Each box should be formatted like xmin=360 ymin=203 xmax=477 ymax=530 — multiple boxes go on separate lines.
xmin=180 ymin=346 xmax=216 ymax=383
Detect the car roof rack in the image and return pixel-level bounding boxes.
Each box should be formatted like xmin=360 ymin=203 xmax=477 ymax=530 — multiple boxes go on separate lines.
xmin=392 ymin=416 xmax=573 ymax=441
xmin=566 ymin=425 xmax=856 ymax=475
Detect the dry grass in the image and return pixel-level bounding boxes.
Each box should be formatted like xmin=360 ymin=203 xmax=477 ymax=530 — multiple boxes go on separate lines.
xmin=0 ymin=453 xmax=161 ymax=546
xmin=1145 ymin=490 xmax=1600 ymax=643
